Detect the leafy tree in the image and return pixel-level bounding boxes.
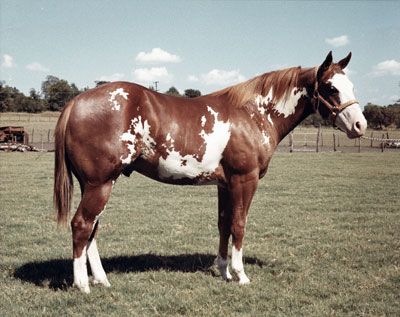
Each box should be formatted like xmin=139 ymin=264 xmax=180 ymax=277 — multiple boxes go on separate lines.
xmin=0 ymin=83 xmax=26 ymax=112
xmin=363 ymin=103 xmax=384 ymax=129
xmin=184 ymin=89 xmax=201 ymax=98
xmin=41 ymin=76 xmax=81 ymax=111
xmin=165 ymin=86 xmax=181 ymax=97
xmin=95 ymin=81 xmax=110 ymax=87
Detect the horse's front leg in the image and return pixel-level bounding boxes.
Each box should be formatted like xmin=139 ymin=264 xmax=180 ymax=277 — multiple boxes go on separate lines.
xmin=229 ymin=171 xmax=258 ymax=284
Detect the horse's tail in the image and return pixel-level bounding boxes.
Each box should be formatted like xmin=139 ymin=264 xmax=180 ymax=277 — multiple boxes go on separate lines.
xmin=54 ymin=100 xmax=74 ymax=226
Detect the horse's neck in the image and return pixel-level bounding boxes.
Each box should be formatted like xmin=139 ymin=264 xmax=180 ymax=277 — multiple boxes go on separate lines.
xmin=270 ymin=68 xmax=316 ymax=143
xmin=272 ymin=100 xmax=313 ymax=144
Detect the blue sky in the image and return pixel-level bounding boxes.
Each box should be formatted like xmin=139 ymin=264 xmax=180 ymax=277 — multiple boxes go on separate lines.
xmin=1 ymin=0 xmax=399 ymax=106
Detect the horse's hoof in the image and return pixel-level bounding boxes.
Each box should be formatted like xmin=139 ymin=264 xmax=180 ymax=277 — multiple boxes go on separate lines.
xmin=93 ymin=278 xmax=111 ymax=287
xmin=74 ymin=283 xmax=91 ymax=293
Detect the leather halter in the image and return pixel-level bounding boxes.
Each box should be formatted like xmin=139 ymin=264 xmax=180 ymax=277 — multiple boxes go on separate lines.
xmin=312 ymin=68 xmax=358 ymax=124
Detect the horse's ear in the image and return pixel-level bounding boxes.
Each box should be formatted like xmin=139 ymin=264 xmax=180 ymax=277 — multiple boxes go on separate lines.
xmin=317 ymin=51 xmax=333 ymax=80
xmin=338 ymin=52 xmax=352 ymax=69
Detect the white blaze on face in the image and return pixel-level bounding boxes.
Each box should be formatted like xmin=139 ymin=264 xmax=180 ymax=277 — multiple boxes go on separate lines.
xmin=109 ymin=88 xmax=129 ymax=111
xmin=158 ymin=106 xmax=231 ymax=180
xmin=328 ymin=73 xmax=355 ymax=104
xmin=329 ymin=74 xmax=367 ymax=137
xmin=274 ymin=87 xmax=306 ymax=118
xmin=120 ymin=116 xmax=157 ymax=163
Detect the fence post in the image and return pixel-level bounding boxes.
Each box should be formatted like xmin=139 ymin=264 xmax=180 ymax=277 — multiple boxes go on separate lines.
xmin=321 ymin=128 xmax=324 ymax=147
xmin=333 ymin=133 xmax=337 ymax=152
xmin=316 ymin=125 xmax=321 ymax=152
xmin=47 ymin=129 xmax=51 ymax=144
xmin=337 ymin=134 xmax=340 ymax=147
xmin=370 ymin=132 xmax=373 ymax=147
xmin=358 ymin=138 xmax=361 ymax=153
xmin=289 ymin=132 xmax=294 ymax=153
xmin=381 ymin=133 xmax=385 ymax=152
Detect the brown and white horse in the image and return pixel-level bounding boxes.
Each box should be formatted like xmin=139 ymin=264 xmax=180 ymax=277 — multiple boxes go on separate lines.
xmin=54 ymin=52 xmax=367 ymax=293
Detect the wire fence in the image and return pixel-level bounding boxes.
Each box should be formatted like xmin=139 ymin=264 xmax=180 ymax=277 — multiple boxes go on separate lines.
xmin=278 ymin=126 xmax=400 ymax=153
xmin=1 ymin=112 xmax=400 ymax=153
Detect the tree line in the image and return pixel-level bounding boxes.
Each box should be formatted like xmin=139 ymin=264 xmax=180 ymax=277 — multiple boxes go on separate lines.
xmin=1 ymin=76 xmax=399 ymax=129
xmin=0 ymin=76 xmax=202 ymax=113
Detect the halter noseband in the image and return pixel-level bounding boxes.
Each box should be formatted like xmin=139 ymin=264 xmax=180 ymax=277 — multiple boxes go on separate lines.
xmin=312 ymin=68 xmax=358 ymax=125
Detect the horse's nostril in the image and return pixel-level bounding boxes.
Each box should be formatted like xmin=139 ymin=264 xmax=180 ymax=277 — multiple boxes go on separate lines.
xmin=355 ymin=121 xmax=361 ymax=131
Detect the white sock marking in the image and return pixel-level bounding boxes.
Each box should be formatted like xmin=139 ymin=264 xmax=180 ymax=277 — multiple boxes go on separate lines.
xmin=231 ymin=246 xmax=250 ymax=284
xmin=73 ymin=246 xmax=90 ymax=293
xmin=215 ymin=254 xmax=232 ymax=281
xmin=87 ymin=239 xmax=110 ymax=287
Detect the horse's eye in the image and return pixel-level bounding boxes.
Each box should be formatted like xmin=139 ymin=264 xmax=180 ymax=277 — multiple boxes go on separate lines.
xmin=330 ymin=86 xmax=338 ymax=93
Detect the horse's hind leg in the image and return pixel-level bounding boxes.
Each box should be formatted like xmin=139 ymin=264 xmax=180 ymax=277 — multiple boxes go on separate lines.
xmin=71 ymin=181 xmax=112 ymax=293
xmin=216 ymin=186 xmax=233 ymax=281
xmin=87 ymin=221 xmax=110 ymax=287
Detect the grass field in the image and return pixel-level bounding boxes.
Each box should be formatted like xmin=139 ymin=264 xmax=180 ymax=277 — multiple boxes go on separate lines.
xmin=0 ymin=151 xmax=399 ymax=316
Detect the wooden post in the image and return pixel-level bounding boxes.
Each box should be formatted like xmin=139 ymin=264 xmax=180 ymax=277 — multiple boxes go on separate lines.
xmin=358 ymin=138 xmax=361 ymax=153
xmin=316 ymin=125 xmax=321 ymax=153
xmin=320 ymin=128 xmax=324 ymax=147
xmin=289 ymin=132 xmax=294 ymax=153
xmin=333 ymin=133 xmax=337 ymax=152
xmin=337 ymin=134 xmax=340 ymax=147
xmin=381 ymin=133 xmax=385 ymax=152
xmin=47 ymin=129 xmax=51 ymax=144
xmin=370 ymin=132 xmax=373 ymax=147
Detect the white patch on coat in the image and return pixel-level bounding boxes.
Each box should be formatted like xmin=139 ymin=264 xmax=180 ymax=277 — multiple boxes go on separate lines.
xmin=201 ymin=115 xmax=206 ymax=128
xmin=120 ymin=129 xmax=137 ymax=164
xmin=158 ymin=106 xmax=231 ymax=180
xmin=120 ymin=116 xmax=156 ymax=163
xmin=262 ymin=131 xmax=270 ymax=145
xmin=87 ymin=239 xmax=110 ymax=287
xmin=73 ymin=246 xmax=90 ymax=293
xmin=255 ymin=88 xmax=273 ymax=115
xmin=267 ymin=114 xmax=273 ymax=125
xmin=109 ymin=88 xmax=129 ymax=111
xmin=273 ymin=87 xmax=306 ymax=118
xmin=215 ymin=254 xmax=232 ymax=281
xmin=231 ymin=246 xmax=250 ymax=284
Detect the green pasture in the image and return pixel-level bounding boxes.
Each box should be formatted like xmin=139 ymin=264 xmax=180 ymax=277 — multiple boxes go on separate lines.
xmin=0 ymin=151 xmax=399 ymax=316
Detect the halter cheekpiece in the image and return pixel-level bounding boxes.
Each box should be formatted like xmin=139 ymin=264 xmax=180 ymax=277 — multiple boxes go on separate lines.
xmin=312 ymin=68 xmax=358 ymax=124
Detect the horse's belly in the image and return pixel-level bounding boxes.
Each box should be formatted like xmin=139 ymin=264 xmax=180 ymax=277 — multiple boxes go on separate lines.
xmin=157 ymin=152 xmax=222 ymax=185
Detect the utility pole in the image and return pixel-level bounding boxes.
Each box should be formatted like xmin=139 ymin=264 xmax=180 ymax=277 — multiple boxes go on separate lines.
xmin=153 ymin=81 xmax=159 ymax=92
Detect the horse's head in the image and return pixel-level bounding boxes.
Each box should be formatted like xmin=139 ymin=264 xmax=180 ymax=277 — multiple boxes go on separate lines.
xmin=314 ymin=52 xmax=367 ymax=139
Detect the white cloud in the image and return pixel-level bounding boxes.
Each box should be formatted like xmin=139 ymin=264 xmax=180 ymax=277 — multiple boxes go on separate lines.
xmin=132 ymin=67 xmax=172 ymax=83
xmin=26 ymin=62 xmax=49 ymax=72
xmin=135 ymin=48 xmax=181 ymax=64
xmin=1 ymin=54 xmax=14 ymax=68
xmin=325 ymin=35 xmax=349 ymax=47
xmin=200 ymin=69 xmax=246 ymax=86
xmin=98 ymin=73 xmax=125 ymax=82
xmin=370 ymin=59 xmax=400 ymax=77
xmin=187 ymin=75 xmax=199 ymax=82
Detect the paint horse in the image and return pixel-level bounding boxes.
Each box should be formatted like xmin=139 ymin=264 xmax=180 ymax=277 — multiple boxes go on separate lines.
xmin=54 ymin=52 xmax=367 ymax=293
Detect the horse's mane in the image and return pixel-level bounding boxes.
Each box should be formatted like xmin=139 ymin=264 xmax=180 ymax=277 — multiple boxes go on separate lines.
xmin=210 ymin=66 xmax=305 ymax=107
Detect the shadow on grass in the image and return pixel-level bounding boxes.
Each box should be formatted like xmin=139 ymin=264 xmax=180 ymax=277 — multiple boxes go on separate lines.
xmin=13 ymin=253 xmax=266 ymax=291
